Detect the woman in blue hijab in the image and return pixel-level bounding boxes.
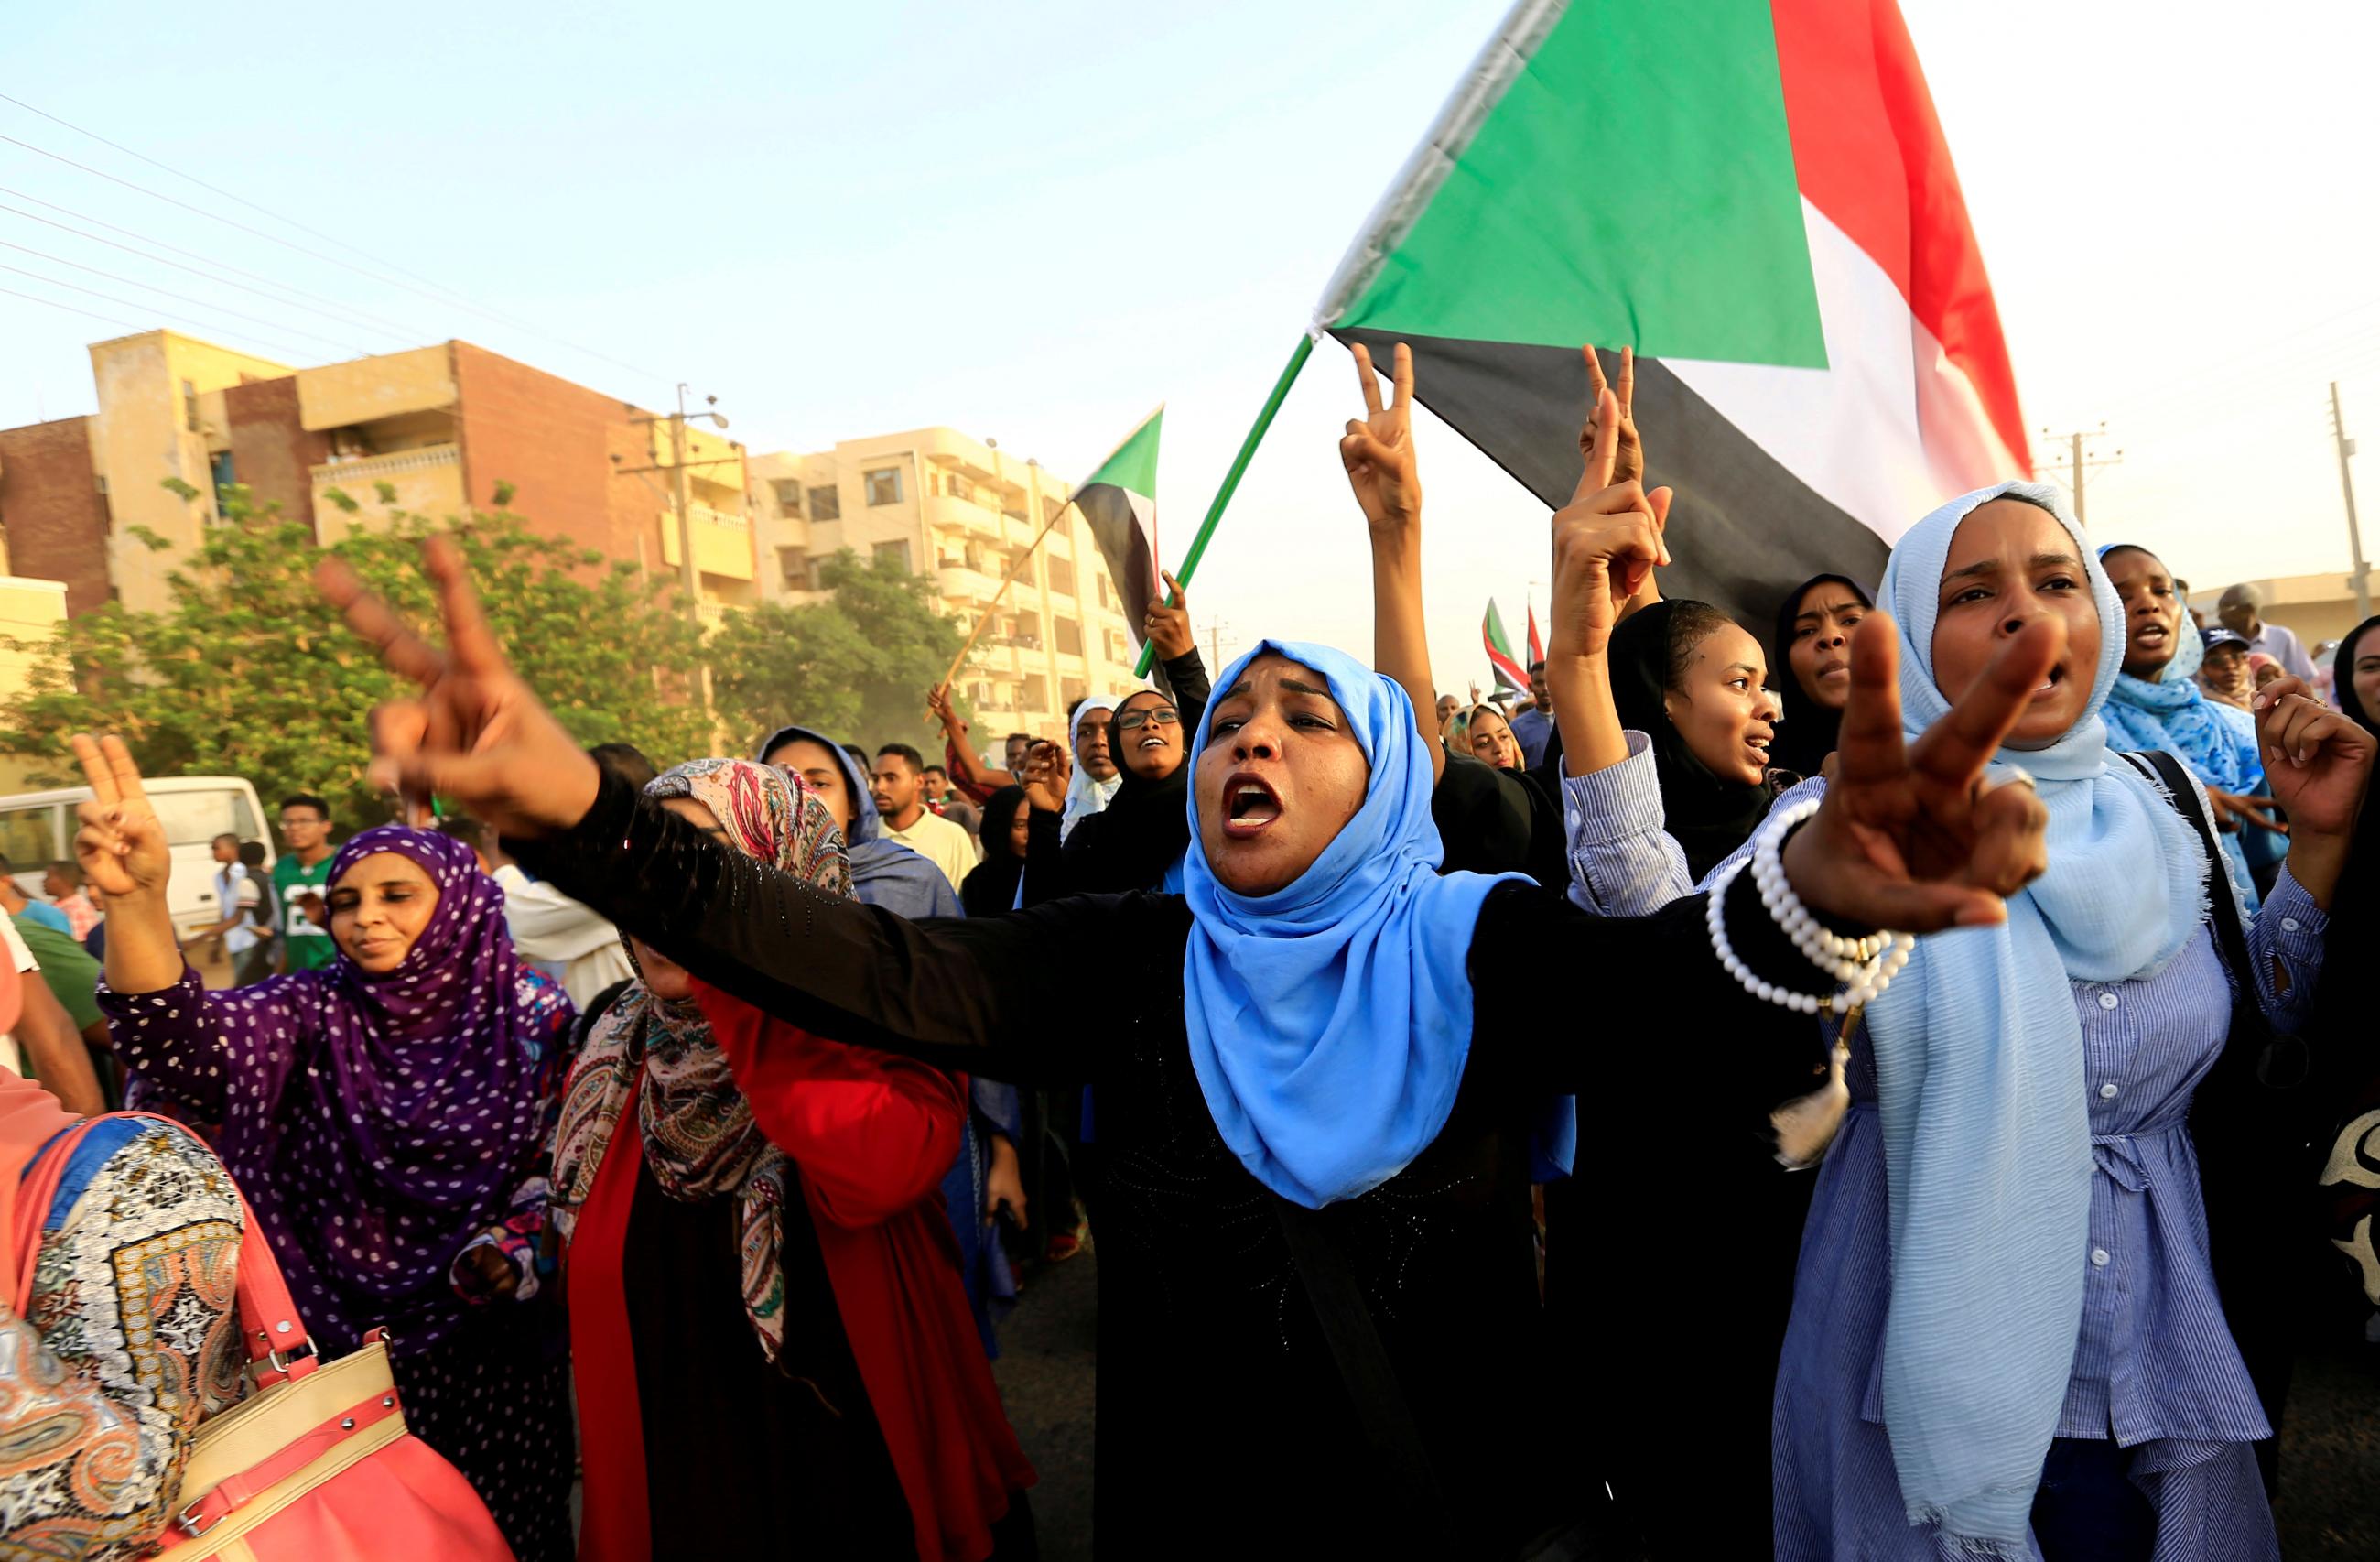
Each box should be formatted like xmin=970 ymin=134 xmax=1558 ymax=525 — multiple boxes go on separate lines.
xmin=327 ymin=460 xmax=2101 ymax=1557
xmin=2094 ymin=545 xmax=2283 ymax=908
xmin=1761 ymin=484 xmax=2369 ymax=1561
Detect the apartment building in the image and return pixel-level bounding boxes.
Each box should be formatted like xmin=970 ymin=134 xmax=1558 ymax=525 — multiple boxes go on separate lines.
xmin=0 ymin=331 xmax=757 ymax=618
xmin=751 ymin=427 xmax=1145 ymax=735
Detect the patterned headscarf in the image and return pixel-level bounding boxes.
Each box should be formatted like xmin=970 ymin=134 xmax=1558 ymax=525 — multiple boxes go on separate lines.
xmin=550 ymin=759 xmax=850 ymax=1361
xmin=217 ymin=825 xmax=570 ymax=1354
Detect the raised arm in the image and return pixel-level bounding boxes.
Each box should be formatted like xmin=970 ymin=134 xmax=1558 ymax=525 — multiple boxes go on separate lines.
xmin=1338 ymin=342 xmax=1443 ymax=783
xmin=929 ymin=683 xmax=1012 ymax=795
xmin=1542 ymin=380 xmax=1693 ymax=912
xmin=513 ymin=765 xmax=1144 ymax=1084
xmin=1144 ymin=572 xmax=1212 ymax=730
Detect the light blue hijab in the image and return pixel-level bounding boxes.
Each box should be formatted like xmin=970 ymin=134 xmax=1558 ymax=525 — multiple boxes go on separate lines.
xmin=1866 ymin=482 xmax=2208 ymax=1554
xmin=1179 ymin=640 xmax=1528 ymax=1209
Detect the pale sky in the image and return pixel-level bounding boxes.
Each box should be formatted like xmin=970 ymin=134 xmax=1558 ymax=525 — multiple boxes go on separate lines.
xmin=5 ymin=0 xmax=2375 ymax=695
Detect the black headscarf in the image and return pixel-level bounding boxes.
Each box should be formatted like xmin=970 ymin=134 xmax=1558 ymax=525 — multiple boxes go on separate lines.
xmin=1607 ymin=599 xmax=1781 ymax=881
xmin=1062 ymin=689 xmax=1193 ymax=894
xmin=960 ymin=786 xmax=1029 ymax=917
xmin=1768 ymin=573 xmax=1874 ymax=780
xmin=2315 ymin=614 xmax=2380 ymax=950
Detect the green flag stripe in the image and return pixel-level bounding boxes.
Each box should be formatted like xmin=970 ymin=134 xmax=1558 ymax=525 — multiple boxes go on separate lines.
xmin=1076 ymin=407 xmax=1163 ymax=501
xmin=1325 ymin=0 xmax=1824 ymax=368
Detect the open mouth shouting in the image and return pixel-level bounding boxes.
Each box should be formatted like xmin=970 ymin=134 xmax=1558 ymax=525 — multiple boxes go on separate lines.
xmin=1222 ymin=771 xmax=1283 ymax=839
xmin=1742 ymin=727 xmax=1774 ymax=772
xmin=2033 ymin=658 xmax=2073 ymax=702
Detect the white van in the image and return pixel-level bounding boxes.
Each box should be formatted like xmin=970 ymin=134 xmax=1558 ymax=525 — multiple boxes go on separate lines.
xmin=0 ymin=776 xmax=276 ymax=941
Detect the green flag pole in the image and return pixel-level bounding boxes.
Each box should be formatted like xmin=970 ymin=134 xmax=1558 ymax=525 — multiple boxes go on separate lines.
xmin=1134 ymin=331 xmax=1316 ymax=677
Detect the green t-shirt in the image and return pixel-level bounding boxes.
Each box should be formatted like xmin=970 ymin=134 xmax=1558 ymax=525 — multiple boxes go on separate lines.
xmin=10 ymin=913 xmax=102 ymax=1032
xmin=273 ymin=853 xmax=340 ymax=972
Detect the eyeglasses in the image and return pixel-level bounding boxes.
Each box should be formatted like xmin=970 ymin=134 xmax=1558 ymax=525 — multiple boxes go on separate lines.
xmin=1115 ymin=707 xmax=1180 ymax=732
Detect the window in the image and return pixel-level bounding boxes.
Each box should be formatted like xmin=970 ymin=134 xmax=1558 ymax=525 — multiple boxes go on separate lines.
xmin=1097 ymin=574 xmax=1113 ymax=610
xmin=863 ymin=466 xmax=904 ymax=506
xmin=1043 ymin=496 xmax=1066 ymax=524
xmin=872 ymin=539 xmax=912 ymax=572
xmin=181 ymin=378 xmax=200 ymax=433
xmin=771 ymin=480 xmax=803 ymax=515
xmin=1062 ymin=678 xmax=1087 ymax=710
xmin=210 ymin=450 xmax=236 ymax=495
xmin=1055 ymin=616 xmax=1084 ymax=656
xmin=1024 ymin=676 xmax=1051 ymax=714
xmin=1048 ymin=558 xmax=1076 ymax=597
xmin=1107 ymin=631 xmax=1130 ymax=664
xmin=807 ymin=485 xmax=841 ymax=521
xmin=776 ymin=547 xmax=810 ymax=588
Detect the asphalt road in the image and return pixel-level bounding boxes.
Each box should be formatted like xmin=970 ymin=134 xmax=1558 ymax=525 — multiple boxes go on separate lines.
xmin=989 ymin=1254 xmax=2380 ymax=1559
xmin=990 ymin=1253 xmax=1098 ymax=1562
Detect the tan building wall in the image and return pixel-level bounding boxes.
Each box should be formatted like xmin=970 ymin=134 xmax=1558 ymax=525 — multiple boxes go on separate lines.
xmin=0 ymin=577 xmax=70 ymax=793
xmin=752 ymin=427 xmax=1144 ymax=737
xmin=87 ymin=332 xmax=293 ymax=613
xmin=5 ymin=331 xmax=754 ymax=621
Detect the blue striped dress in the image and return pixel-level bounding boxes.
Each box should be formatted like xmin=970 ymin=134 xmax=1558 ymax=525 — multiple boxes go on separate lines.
xmin=1563 ymin=749 xmax=2327 ymax=1559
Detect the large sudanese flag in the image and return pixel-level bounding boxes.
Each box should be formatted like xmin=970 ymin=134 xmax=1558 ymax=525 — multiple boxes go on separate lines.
xmin=1316 ymin=0 xmax=2028 ymax=622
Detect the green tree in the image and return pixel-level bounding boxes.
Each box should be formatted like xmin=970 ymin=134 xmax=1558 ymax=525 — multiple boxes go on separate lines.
xmin=0 ymin=482 xmax=713 ymax=824
xmin=709 ymin=547 xmax=968 ymax=756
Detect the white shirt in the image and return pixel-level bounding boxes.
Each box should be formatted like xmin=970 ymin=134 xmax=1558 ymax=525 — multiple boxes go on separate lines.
xmin=492 ymin=863 xmax=634 ymax=1011
xmin=880 ymin=809 xmax=979 ymax=898
xmin=215 ymin=864 xmax=258 ymax=956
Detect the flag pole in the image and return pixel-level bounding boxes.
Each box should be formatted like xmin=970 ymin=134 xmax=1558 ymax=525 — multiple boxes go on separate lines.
xmin=939 ymin=498 xmax=1076 ymax=692
xmin=1133 ymin=331 xmax=1315 ymax=677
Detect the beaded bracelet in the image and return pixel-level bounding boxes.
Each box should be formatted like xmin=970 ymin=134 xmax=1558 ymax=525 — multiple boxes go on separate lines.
xmin=1706 ymin=803 xmax=1915 ymax=1016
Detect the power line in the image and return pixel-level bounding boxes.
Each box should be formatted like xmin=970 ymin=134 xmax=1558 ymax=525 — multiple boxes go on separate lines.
xmin=0 ymin=264 xmax=330 ymax=364
xmin=0 ymin=90 xmax=460 ymax=290
xmin=0 ymin=114 xmax=669 ymax=388
xmin=0 ymin=280 xmax=143 ymax=333
xmin=2035 ymin=424 xmax=2123 ymax=526
xmin=0 ymin=185 xmax=427 ymax=342
xmin=0 ymin=236 xmax=366 ymax=354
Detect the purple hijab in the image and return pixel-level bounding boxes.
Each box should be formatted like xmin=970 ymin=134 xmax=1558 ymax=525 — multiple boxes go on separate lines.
xmin=213 ymin=826 xmax=570 ymax=1353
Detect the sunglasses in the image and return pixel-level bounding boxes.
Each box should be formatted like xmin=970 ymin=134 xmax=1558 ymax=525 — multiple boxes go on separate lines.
xmin=1115 ymin=707 xmax=1181 ymax=732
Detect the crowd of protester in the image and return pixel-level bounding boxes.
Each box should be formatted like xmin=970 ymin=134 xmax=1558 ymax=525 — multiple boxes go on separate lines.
xmin=0 ymin=337 xmax=2375 ymax=1562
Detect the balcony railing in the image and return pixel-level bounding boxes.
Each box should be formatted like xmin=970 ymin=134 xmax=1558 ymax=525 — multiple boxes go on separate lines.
xmin=309 ymin=442 xmax=459 ymax=484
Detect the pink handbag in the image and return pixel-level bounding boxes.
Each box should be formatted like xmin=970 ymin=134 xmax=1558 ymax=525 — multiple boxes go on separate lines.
xmin=14 ymin=1115 xmax=516 ymax=1562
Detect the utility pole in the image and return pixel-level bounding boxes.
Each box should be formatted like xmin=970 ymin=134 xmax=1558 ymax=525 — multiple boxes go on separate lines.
xmin=1204 ymin=615 xmax=1234 ymax=670
xmin=622 ymin=385 xmax=734 ymax=713
xmin=2331 ymin=381 xmax=2370 ymax=623
xmin=2036 ymin=423 xmax=2124 ymax=526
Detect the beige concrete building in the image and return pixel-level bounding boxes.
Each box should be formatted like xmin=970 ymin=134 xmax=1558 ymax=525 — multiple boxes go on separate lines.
xmin=750 ymin=428 xmax=1145 ymax=736
xmin=0 ymin=577 xmax=70 ymax=792
xmin=1 ymin=330 xmax=757 ymax=622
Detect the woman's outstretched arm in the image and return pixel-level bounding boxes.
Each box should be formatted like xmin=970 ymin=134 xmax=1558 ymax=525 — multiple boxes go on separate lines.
xmin=513 ymin=766 xmax=1147 ymax=1084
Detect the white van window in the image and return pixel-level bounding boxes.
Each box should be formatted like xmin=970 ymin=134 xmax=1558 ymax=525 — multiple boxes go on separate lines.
xmin=150 ymin=790 xmax=263 ymax=852
xmin=0 ymin=805 xmax=55 ymax=871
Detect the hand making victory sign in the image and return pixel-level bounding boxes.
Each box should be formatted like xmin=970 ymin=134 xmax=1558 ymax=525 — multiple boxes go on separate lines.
xmin=1577 ymin=344 xmax=1642 ymax=488
xmin=316 ymin=537 xmax=602 ymax=841
xmin=1546 ymin=385 xmax=1672 ymax=665
xmin=1339 ymin=342 xmax=1420 ymax=535
xmin=1782 ymin=615 xmax=2059 ymax=933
